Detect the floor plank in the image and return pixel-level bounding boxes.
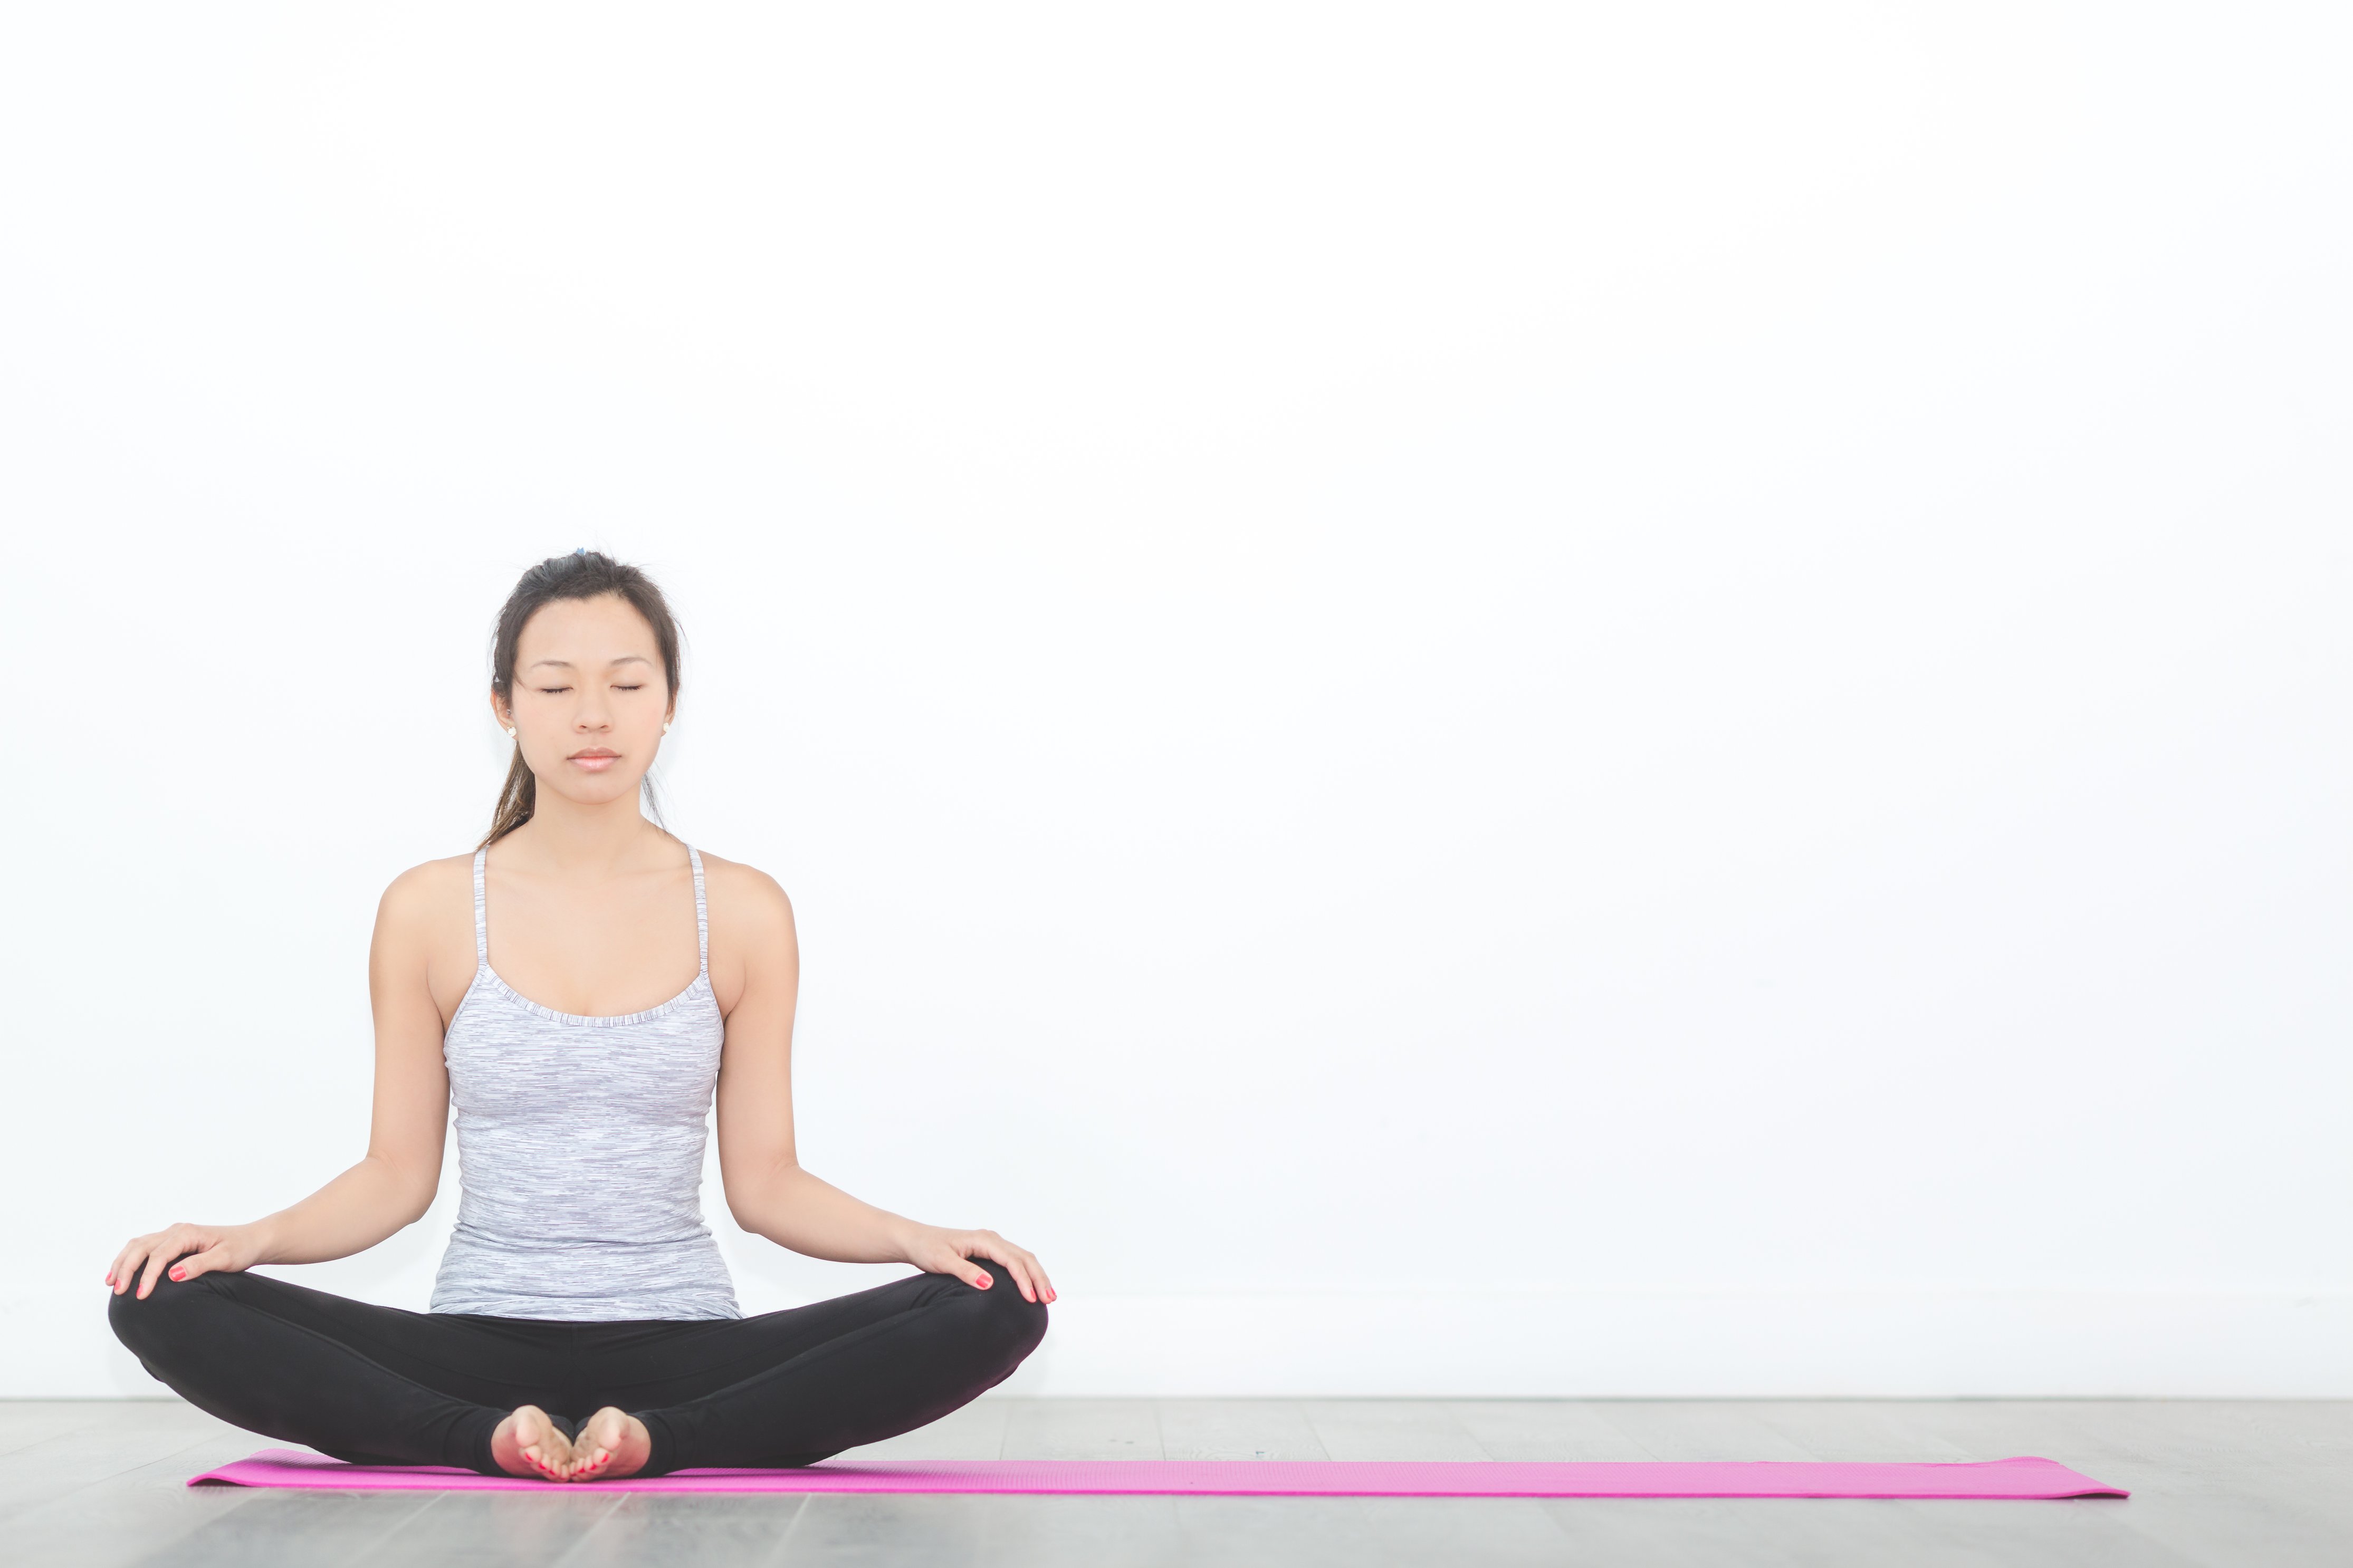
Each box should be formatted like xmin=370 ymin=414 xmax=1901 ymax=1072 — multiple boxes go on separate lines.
xmin=0 ymin=1404 xmax=250 ymax=1522
xmin=5 ymin=1429 xmax=264 ymax=1568
xmin=555 ymin=1494 xmax=806 ymax=1568
xmin=834 ymin=1396 xmax=1011 ymax=1461
xmin=136 ymin=1488 xmax=453 ymax=1568
xmin=1171 ymin=1494 xmax=1570 ymax=1568
xmin=1154 ymin=1399 xmax=1331 ymax=1461
xmin=1446 ymin=1399 xmax=1654 ymax=1460
xmin=356 ymin=1490 xmax=626 ymax=1567
xmin=999 ymin=1398 xmax=1164 ymax=1460
xmin=1298 ymin=1399 xmax=1487 ymax=1460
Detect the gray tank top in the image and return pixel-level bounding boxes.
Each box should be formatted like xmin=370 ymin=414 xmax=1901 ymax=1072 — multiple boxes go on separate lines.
xmin=429 ymin=844 xmax=740 ymax=1321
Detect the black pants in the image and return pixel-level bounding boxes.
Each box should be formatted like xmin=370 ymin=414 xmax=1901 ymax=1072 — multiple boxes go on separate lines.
xmin=109 ymin=1266 xmax=1047 ymax=1476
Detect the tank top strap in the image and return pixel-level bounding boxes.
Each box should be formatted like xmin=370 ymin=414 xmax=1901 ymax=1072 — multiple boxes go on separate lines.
xmin=471 ymin=848 xmax=490 ymax=968
xmin=687 ymin=846 xmax=709 ymax=976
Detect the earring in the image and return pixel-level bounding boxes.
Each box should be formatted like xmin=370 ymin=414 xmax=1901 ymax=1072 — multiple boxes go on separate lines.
xmin=506 ymin=728 xmax=518 ymax=740
xmin=663 ymin=722 xmax=672 ymax=734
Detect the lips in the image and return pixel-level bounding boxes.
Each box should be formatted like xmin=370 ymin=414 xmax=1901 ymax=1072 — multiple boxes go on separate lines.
xmin=569 ymin=749 xmax=620 ymax=772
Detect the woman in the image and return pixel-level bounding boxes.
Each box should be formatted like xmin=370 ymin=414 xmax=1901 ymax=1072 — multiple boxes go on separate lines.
xmin=107 ymin=551 xmax=1051 ymax=1482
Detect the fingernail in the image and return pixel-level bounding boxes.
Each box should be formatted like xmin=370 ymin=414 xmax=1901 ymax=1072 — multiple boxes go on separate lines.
xmin=977 ymin=1274 xmax=991 ymax=1287
xmin=169 ymin=1268 xmax=184 ymax=1281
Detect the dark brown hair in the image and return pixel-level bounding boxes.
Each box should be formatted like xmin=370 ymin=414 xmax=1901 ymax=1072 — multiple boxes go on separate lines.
xmin=482 ymin=550 xmax=683 ymax=848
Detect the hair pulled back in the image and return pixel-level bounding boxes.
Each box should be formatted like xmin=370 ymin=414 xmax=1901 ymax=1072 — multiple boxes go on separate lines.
xmin=483 ymin=550 xmax=682 ymax=848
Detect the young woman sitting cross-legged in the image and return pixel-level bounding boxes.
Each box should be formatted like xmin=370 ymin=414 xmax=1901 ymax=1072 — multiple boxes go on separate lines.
xmin=107 ymin=551 xmax=1051 ymax=1482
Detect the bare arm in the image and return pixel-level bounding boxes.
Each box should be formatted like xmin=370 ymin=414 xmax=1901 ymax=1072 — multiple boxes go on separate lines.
xmin=711 ymin=867 xmax=1054 ymax=1305
xmin=108 ymin=865 xmax=455 ymax=1300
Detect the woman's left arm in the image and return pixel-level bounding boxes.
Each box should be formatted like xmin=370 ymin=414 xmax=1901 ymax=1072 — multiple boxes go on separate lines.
xmin=710 ymin=862 xmax=1055 ymax=1305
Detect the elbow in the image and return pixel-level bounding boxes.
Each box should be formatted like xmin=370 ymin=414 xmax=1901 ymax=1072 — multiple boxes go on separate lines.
xmin=721 ymin=1159 xmax=799 ymax=1234
xmin=397 ymin=1188 xmax=437 ymax=1229
xmin=723 ymin=1193 xmax=763 ymax=1233
xmin=379 ymin=1160 xmax=439 ymax=1229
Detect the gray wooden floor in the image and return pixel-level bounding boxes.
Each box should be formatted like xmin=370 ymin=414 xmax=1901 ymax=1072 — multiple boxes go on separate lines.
xmin=3 ymin=1397 xmax=2346 ymax=1566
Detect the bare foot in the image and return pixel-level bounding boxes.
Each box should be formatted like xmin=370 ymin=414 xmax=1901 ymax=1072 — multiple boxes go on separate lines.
xmin=563 ymin=1406 xmax=652 ymax=1482
xmin=490 ymin=1405 xmax=576 ymax=1482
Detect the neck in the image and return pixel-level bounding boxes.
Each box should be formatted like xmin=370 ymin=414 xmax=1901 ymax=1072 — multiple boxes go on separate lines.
xmin=501 ymin=784 xmax=665 ymax=874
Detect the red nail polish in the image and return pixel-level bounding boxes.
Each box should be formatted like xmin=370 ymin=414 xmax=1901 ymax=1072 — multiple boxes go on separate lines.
xmin=169 ymin=1268 xmax=184 ymax=1281
xmin=976 ymin=1274 xmax=991 ymax=1287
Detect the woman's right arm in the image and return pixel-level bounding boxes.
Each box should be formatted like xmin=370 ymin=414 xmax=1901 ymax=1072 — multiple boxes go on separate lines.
xmin=108 ymin=865 xmax=456 ymax=1301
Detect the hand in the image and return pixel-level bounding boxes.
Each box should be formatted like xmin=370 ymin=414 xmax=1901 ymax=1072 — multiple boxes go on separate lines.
xmin=900 ymin=1226 xmax=1056 ymax=1305
xmin=108 ymin=1222 xmax=265 ymax=1300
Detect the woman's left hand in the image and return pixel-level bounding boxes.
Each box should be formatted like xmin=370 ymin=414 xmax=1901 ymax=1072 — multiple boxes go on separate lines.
xmin=901 ymin=1226 xmax=1056 ymax=1305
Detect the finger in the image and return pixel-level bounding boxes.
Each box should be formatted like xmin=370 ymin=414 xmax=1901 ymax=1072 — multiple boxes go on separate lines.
xmin=986 ymin=1243 xmax=1052 ymax=1304
xmin=118 ymin=1240 xmax=158 ymax=1296
xmin=109 ymin=1242 xmax=146 ymax=1295
xmin=973 ymin=1243 xmax=1042 ymax=1304
xmin=948 ymin=1253 xmax=993 ymax=1290
xmin=169 ymin=1248 xmax=228 ymax=1284
xmin=1006 ymin=1247 xmax=1052 ymax=1304
xmin=136 ymin=1244 xmax=178 ymax=1300
xmin=993 ymin=1252 xmax=1038 ymax=1304
xmin=116 ymin=1236 xmax=166 ymax=1293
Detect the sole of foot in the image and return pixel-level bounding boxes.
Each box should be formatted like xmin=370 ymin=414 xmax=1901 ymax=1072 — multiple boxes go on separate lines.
xmin=565 ymin=1407 xmax=654 ymax=1482
xmin=490 ymin=1405 xmax=575 ymax=1482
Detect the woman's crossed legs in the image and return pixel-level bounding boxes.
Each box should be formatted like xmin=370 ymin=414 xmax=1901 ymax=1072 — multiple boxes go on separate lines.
xmin=109 ymin=1266 xmax=1046 ymax=1478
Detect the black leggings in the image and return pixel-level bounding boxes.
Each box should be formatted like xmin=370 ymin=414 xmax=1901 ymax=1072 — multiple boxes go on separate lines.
xmin=109 ymin=1265 xmax=1046 ymax=1476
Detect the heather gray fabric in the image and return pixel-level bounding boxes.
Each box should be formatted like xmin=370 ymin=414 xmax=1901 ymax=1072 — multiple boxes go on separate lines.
xmin=429 ymin=845 xmax=740 ymax=1321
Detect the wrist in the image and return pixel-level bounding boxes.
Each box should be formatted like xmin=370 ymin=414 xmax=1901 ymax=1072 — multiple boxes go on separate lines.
xmin=240 ymin=1217 xmax=280 ymax=1266
xmin=884 ymin=1217 xmax=928 ymax=1266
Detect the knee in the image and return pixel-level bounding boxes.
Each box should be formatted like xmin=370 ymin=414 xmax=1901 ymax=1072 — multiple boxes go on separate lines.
xmin=970 ymin=1275 xmax=1048 ymax=1361
xmin=107 ymin=1271 xmax=229 ymax=1358
xmin=910 ymin=1268 xmax=1047 ymax=1365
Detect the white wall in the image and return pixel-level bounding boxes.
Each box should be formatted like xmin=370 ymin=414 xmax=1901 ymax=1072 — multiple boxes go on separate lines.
xmin=3 ymin=4 xmax=2347 ymax=1399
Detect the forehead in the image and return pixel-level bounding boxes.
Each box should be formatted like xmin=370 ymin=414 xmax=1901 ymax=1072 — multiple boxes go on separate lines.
xmin=516 ymin=593 xmax=661 ymax=663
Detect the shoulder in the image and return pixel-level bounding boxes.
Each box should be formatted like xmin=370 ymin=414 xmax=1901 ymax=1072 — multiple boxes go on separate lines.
xmin=693 ymin=850 xmax=795 ymax=939
xmin=376 ymin=853 xmax=475 ymax=934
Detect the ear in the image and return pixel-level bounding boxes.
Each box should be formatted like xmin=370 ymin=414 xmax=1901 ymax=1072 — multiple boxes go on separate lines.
xmin=488 ymin=688 xmax=515 ymax=735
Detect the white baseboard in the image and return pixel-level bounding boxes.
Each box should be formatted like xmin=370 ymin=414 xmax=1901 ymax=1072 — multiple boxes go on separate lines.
xmin=997 ymin=1289 xmax=2353 ymax=1399
xmin=17 ymin=1285 xmax=2352 ymax=1399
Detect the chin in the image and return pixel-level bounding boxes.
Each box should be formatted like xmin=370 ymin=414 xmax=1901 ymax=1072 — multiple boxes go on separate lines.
xmin=551 ymin=777 xmax=645 ymax=807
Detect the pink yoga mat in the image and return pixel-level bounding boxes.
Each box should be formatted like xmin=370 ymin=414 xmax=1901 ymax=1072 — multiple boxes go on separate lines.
xmin=190 ymin=1449 xmax=2125 ymax=1499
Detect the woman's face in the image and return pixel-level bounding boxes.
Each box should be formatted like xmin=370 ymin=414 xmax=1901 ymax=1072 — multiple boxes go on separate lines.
xmin=493 ymin=593 xmax=672 ymax=813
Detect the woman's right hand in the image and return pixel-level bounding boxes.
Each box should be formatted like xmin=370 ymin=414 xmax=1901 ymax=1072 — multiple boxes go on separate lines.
xmin=108 ymin=1222 xmax=265 ymax=1300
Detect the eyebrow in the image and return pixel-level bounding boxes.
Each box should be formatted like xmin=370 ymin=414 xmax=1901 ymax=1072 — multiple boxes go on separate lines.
xmin=524 ymin=655 xmax=654 ymax=671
